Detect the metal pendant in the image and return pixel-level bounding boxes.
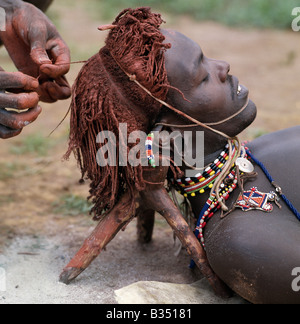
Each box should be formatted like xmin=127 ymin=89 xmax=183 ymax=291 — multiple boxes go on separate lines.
xmin=235 ymin=187 xmax=281 ymax=213
xmin=236 ymin=157 xmax=254 ymax=173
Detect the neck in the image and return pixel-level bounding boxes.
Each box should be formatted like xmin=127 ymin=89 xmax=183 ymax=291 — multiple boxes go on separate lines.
xmin=160 ymin=118 xmax=240 ymax=216
xmin=174 ymin=125 xmax=229 ymax=173
xmin=203 ymin=131 xmax=229 ymax=165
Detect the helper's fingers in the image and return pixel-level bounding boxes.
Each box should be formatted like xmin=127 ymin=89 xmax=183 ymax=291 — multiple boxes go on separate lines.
xmin=39 ymin=38 xmax=71 ymax=79
xmin=0 ymin=125 xmax=23 ymax=139
xmin=0 ymin=92 xmax=39 ymax=110
xmin=28 ymin=22 xmax=52 ymax=66
xmin=45 ymin=76 xmax=71 ymax=101
xmin=38 ymin=76 xmax=71 ymax=103
xmin=0 ymin=105 xmax=42 ymax=130
xmin=0 ymin=72 xmax=39 ymax=91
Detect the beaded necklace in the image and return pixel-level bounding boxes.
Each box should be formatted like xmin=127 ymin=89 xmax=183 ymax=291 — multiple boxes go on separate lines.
xmin=194 ymin=168 xmax=238 ymax=249
xmin=146 ymin=134 xmax=240 ymax=243
xmin=188 ymin=167 xmax=239 ymax=269
xmin=175 ymin=143 xmax=238 ymax=198
xmin=146 ymin=134 xmax=239 ymax=194
xmin=193 ymin=146 xmax=253 ymax=250
xmin=146 ymin=133 xmax=237 ymax=197
xmin=145 ymin=134 xmax=249 ymax=250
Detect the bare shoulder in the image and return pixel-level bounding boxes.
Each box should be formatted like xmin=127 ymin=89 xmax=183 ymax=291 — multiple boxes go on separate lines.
xmin=248 ymin=126 xmax=300 ymax=158
xmin=246 ymin=126 xmax=300 ymax=210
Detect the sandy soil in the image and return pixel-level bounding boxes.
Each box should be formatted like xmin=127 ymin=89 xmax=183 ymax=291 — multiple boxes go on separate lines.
xmin=0 ymin=2 xmax=299 ymax=304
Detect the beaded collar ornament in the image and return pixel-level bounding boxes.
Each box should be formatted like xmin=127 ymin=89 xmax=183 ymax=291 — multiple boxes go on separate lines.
xmin=174 ymin=143 xmax=238 ymax=198
xmin=191 ymin=143 xmax=245 ymax=249
xmin=146 ymin=131 xmax=300 ymax=256
xmin=194 ymin=169 xmax=238 ymax=249
xmin=145 ymin=134 xmax=242 ymax=247
xmin=189 ymin=145 xmax=252 ymax=268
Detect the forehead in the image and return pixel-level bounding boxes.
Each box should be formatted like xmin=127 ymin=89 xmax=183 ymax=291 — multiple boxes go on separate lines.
xmin=162 ymin=29 xmax=202 ymax=85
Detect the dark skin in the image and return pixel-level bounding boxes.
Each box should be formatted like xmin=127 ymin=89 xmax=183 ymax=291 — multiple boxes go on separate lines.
xmin=162 ymin=30 xmax=257 ymax=166
xmin=0 ymin=0 xmax=70 ymax=139
xmin=161 ymin=30 xmax=300 ymax=304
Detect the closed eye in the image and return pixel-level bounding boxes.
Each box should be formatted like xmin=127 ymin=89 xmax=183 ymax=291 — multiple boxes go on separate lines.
xmin=202 ymin=73 xmax=210 ymax=83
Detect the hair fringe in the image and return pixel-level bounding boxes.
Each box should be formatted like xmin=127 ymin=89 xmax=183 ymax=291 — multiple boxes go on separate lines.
xmin=65 ymin=7 xmax=172 ymax=221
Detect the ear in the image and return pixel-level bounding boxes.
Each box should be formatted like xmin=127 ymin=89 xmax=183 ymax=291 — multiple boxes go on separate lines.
xmin=153 ymin=110 xmax=187 ymax=133
xmin=151 ymin=110 xmax=187 ymax=160
xmin=148 ymin=111 xmax=186 ymax=179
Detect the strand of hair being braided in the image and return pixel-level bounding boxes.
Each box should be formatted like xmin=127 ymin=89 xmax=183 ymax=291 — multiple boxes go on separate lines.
xmin=64 ymin=8 xmax=172 ymax=221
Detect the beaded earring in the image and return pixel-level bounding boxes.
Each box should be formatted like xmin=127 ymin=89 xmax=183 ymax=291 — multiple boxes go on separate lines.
xmin=145 ymin=132 xmax=156 ymax=167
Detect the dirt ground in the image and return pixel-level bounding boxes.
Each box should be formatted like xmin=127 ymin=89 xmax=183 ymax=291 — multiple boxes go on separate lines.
xmin=0 ymin=2 xmax=299 ymax=304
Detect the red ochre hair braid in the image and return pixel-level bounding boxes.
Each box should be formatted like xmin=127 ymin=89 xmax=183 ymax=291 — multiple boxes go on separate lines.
xmin=65 ymin=7 xmax=172 ymax=220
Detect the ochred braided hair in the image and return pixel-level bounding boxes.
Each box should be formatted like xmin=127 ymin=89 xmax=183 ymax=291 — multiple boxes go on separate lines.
xmin=65 ymin=8 xmax=171 ymax=220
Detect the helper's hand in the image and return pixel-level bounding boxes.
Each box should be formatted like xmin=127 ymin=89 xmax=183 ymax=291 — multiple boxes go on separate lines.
xmin=0 ymin=1 xmax=71 ymax=103
xmin=0 ymin=69 xmax=41 ymax=139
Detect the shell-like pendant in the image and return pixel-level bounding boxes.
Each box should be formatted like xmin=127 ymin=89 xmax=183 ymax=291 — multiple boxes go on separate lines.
xmin=236 ymin=157 xmax=254 ymax=173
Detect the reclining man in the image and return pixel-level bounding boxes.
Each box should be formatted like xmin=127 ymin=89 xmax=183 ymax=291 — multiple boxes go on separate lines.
xmin=62 ymin=8 xmax=300 ymax=304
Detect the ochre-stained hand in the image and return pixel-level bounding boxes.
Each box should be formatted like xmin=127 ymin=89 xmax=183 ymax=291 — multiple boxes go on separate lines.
xmin=0 ymin=70 xmax=41 ymax=139
xmin=0 ymin=1 xmax=71 ymax=103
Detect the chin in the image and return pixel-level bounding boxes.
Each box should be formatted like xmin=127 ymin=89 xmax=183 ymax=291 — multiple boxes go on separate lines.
xmin=225 ymin=100 xmax=257 ymax=137
xmin=242 ymin=99 xmax=257 ymax=129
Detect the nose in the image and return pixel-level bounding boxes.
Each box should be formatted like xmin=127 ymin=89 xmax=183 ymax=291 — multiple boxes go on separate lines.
xmin=217 ymin=60 xmax=230 ymax=83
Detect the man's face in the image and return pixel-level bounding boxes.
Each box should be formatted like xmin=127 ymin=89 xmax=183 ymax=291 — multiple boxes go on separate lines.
xmin=162 ymin=30 xmax=257 ymax=137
